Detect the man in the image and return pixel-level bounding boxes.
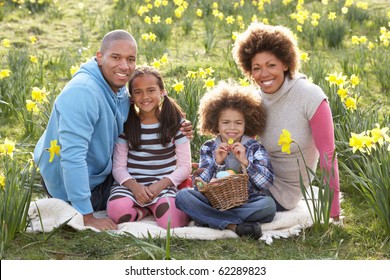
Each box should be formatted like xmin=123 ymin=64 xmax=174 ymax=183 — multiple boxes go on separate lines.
xmin=34 ymin=30 xmax=191 ymax=231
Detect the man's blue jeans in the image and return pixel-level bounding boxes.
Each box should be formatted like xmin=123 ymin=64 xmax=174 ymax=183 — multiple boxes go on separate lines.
xmin=175 ymin=188 xmax=276 ymax=230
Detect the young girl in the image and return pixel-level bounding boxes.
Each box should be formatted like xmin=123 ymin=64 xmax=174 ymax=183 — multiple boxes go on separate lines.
xmin=107 ymin=66 xmax=191 ymax=229
xmin=175 ymin=81 xmax=276 ymax=239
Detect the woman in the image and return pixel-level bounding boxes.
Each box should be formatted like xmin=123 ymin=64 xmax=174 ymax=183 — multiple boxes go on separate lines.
xmin=232 ymin=22 xmax=340 ymax=220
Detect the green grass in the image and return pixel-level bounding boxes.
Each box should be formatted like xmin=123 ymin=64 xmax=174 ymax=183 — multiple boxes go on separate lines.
xmin=1 ymin=0 xmax=389 ymax=260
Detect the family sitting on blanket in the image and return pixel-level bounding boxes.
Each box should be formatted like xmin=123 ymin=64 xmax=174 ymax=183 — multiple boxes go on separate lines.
xmin=34 ymin=24 xmax=341 ymax=238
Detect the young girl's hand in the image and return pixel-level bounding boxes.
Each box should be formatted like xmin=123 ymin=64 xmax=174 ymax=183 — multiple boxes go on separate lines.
xmin=127 ymin=181 xmax=153 ymax=205
xmin=231 ymin=143 xmax=249 ymax=167
xmin=148 ymin=178 xmax=173 ymax=199
xmin=215 ymin=143 xmax=229 ymax=165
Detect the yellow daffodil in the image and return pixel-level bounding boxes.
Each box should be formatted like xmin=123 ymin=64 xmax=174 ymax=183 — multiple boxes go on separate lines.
xmin=356 ymin=2 xmax=368 ymax=10
xmin=2 ymin=39 xmax=11 ymax=48
xmin=174 ymin=7 xmax=183 ymax=18
xmin=362 ymin=135 xmax=376 ymax=153
xmin=257 ymin=2 xmax=264 ymax=11
xmin=160 ymin=53 xmax=168 ymax=64
xmin=144 ymin=16 xmax=152 ymax=25
xmin=300 ymin=52 xmax=310 ymax=62
xmin=151 ymin=59 xmax=161 ymax=69
xmin=0 ymin=69 xmax=11 ymax=79
xmin=30 ymin=55 xmax=38 ymax=64
xmin=349 ymin=74 xmax=360 ymax=87
xmin=352 ymin=35 xmax=360 ymax=45
xmin=349 ymin=132 xmax=366 ymax=153
xmin=203 ymin=78 xmax=215 ymax=89
xmin=0 ymin=138 xmax=16 ymax=158
xmin=337 ymin=87 xmax=349 ymax=101
xmin=328 ymin=12 xmax=337 ymax=20
xmin=341 ymin=7 xmax=348 ymax=14
xmin=367 ymin=42 xmax=375 ymax=50
xmin=137 ymin=5 xmax=149 ymax=16
xmin=345 ymin=0 xmax=354 ymax=8
xmin=198 ymin=68 xmax=207 ymax=79
xmin=205 ymin=67 xmax=214 ymax=76
xmin=0 ymin=174 xmax=5 ymax=189
xmin=31 ymin=87 xmax=49 ymax=103
xmin=172 ymin=81 xmax=184 ymax=93
xmin=369 ymin=124 xmax=390 ymax=146
xmin=311 ymin=13 xmax=321 ymax=20
xmin=359 ymin=36 xmax=367 ymax=44
xmin=174 ymin=0 xmax=184 ymax=6
xmin=148 ymin=33 xmax=157 ymax=42
xmin=186 ymin=70 xmax=197 ymax=79
xmin=152 ymin=15 xmax=161 ymax=24
xmin=26 ymin=100 xmax=40 ymax=114
xmin=226 ymin=15 xmax=235 ymax=24
xmin=326 ymin=72 xmax=347 ymax=87
xmin=70 ymin=65 xmax=80 ymax=76
xmin=154 ymin=0 xmax=162 ymax=7
xmin=47 ymin=139 xmax=61 ymax=163
xmin=165 ymin=17 xmax=173 ymax=24
xmin=278 ymin=129 xmax=293 ymax=154
xmin=196 ymin=9 xmax=203 ymax=17
xmin=345 ymin=97 xmax=357 ymax=111
xmin=311 ymin=20 xmax=319 ymax=27
xmin=239 ymin=77 xmax=250 ymax=86
xmin=30 ymin=36 xmax=37 ymax=44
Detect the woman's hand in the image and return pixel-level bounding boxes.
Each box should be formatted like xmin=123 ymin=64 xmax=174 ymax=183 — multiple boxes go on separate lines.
xmin=180 ymin=120 xmax=193 ymax=139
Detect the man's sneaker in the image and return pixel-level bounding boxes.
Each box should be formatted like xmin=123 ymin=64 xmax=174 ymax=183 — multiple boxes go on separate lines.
xmin=235 ymin=222 xmax=262 ymax=239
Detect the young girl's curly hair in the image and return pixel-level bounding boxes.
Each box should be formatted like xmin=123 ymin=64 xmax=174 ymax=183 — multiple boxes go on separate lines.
xmin=232 ymin=22 xmax=300 ymax=80
xmin=198 ymin=80 xmax=266 ymax=137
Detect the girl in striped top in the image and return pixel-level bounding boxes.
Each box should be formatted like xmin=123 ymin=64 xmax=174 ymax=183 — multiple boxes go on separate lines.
xmin=107 ymin=66 xmax=191 ymax=229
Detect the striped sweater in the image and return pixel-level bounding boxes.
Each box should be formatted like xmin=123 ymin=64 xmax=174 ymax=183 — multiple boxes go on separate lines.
xmin=109 ymin=122 xmax=191 ymax=206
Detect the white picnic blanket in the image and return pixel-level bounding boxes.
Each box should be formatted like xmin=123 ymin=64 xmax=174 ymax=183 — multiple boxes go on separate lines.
xmin=27 ymin=196 xmax=316 ymax=245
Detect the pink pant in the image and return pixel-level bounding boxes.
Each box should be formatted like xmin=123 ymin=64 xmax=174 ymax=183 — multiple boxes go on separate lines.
xmin=107 ymin=196 xmax=190 ymax=229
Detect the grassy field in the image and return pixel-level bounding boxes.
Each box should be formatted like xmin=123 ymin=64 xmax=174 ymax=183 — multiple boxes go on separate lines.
xmin=0 ymin=0 xmax=389 ymax=260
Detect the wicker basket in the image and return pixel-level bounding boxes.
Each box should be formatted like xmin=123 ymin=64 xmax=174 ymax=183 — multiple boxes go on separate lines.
xmin=195 ymin=167 xmax=248 ymax=211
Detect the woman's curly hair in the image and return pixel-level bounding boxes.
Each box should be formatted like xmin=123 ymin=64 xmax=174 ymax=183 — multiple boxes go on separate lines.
xmin=232 ymin=22 xmax=300 ymax=79
xmin=198 ymin=80 xmax=266 ymax=137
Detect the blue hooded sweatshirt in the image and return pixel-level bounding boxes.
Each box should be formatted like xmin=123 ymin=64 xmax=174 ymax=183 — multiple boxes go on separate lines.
xmin=34 ymin=57 xmax=129 ymax=214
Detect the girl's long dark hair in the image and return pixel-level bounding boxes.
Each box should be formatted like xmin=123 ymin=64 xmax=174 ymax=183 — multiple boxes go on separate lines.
xmin=124 ymin=66 xmax=184 ymax=150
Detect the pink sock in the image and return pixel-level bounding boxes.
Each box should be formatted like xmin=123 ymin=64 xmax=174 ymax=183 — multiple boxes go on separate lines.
xmin=107 ymin=197 xmax=148 ymax=224
xmin=148 ymin=196 xmax=190 ymax=229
